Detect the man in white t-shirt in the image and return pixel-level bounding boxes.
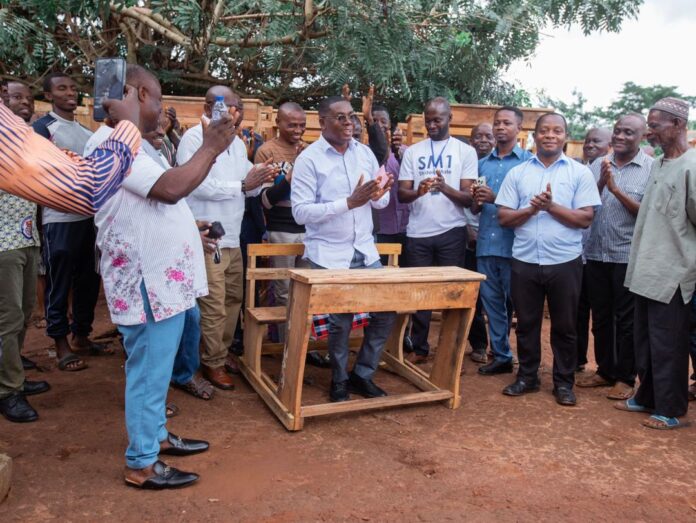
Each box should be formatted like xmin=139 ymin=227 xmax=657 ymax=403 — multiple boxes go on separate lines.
xmin=397 ymin=97 xmax=478 ymax=363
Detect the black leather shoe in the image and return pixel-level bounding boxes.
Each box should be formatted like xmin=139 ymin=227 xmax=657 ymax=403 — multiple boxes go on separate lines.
xmin=553 ymin=387 xmax=577 ymax=406
xmin=306 ymin=351 xmax=332 ymax=368
xmin=348 ymin=373 xmax=387 ymax=398
xmin=0 ymin=392 xmax=38 ymax=422
xmin=330 ymin=381 xmax=350 ymax=402
xmin=159 ymin=432 xmax=209 ymax=456
xmin=23 ymin=380 xmax=50 ymax=396
xmin=502 ymin=378 xmax=540 ymax=396
xmin=21 ymin=355 xmax=37 ymax=370
xmin=478 ymin=359 xmax=514 ymax=375
xmin=402 ymin=335 xmax=414 ymax=353
xmin=126 ymin=460 xmax=199 ymax=490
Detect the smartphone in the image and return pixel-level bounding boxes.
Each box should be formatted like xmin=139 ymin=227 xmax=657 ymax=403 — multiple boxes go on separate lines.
xmin=476 ymin=176 xmax=487 ymax=187
xmin=374 ymin=165 xmax=388 ymax=189
xmin=93 ymin=58 xmax=126 ymax=122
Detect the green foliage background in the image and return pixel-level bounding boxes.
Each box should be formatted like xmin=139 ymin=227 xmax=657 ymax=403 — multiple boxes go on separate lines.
xmin=0 ymin=0 xmax=643 ymax=117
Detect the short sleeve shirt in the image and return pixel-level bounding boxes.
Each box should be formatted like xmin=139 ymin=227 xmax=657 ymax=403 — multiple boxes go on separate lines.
xmin=495 ymin=154 xmax=602 ymax=265
xmin=400 ymin=137 xmax=478 ymax=238
xmin=94 ymin=146 xmax=207 ymax=326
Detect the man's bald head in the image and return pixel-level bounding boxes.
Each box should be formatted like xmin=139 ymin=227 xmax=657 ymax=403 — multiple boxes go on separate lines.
xmin=278 ymin=101 xmax=304 ymax=117
xmin=125 ymin=64 xmax=158 ymax=88
xmin=425 ymin=96 xmax=450 ymax=113
xmin=204 ymin=85 xmax=243 ymax=123
xmin=125 ymin=65 xmax=161 ymax=134
xmin=583 ymin=127 xmax=612 ymax=163
xmin=424 ymin=96 xmax=452 ymax=141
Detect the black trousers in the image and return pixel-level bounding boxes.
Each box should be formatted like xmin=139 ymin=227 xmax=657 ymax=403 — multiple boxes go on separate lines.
xmin=407 ymin=226 xmax=467 ymax=355
xmin=43 ymin=219 xmax=100 ymax=339
xmin=633 ymin=291 xmax=690 ymax=418
xmin=576 ymin=265 xmax=591 ymax=367
xmin=586 ymin=261 xmax=636 ymax=385
xmin=511 ymin=256 xmax=583 ymax=388
xmin=464 ymin=246 xmax=488 ymax=352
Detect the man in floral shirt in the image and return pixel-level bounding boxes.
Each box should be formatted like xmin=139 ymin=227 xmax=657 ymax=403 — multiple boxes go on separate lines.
xmin=0 ymin=81 xmax=51 ymax=423
xmin=90 ymin=66 xmax=236 ymax=489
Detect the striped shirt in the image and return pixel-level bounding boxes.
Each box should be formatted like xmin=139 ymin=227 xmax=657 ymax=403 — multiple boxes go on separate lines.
xmin=0 ymin=103 xmax=140 ymax=215
xmin=584 ymin=150 xmax=653 ymax=264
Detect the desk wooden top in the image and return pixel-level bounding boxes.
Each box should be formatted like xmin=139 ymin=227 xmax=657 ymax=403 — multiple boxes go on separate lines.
xmin=288 ymin=266 xmax=485 ymax=285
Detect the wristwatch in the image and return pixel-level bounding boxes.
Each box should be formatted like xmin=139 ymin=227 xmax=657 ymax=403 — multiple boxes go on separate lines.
xmin=241 ymin=180 xmax=247 ymax=194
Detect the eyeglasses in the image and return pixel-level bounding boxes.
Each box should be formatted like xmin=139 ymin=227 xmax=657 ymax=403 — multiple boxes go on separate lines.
xmin=324 ymin=113 xmax=356 ymax=124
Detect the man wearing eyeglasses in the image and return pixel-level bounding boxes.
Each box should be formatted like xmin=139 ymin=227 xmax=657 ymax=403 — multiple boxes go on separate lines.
xmin=176 ymin=86 xmax=277 ymax=391
xmin=291 ymin=95 xmax=396 ymax=402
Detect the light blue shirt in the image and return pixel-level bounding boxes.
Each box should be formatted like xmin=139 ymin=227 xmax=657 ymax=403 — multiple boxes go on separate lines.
xmin=495 ymin=154 xmax=601 ymax=265
xmin=291 ymin=135 xmax=389 ymax=269
xmin=476 ymin=145 xmax=533 ymax=258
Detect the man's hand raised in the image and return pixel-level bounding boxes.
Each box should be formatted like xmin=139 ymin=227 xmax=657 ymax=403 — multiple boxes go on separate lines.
xmin=362 ymin=85 xmax=375 ymax=126
xmin=103 ymin=85 xmax=140 ymax=127
xmin=347 ymin=174 xmax=379 ymax=209
xmin=371 ymin=173 xmax=394 ymax=201
xmin=245 ymin=158 xmax=278 ymax=191
xmin=201 ymin=111 xmax=237 ymax=157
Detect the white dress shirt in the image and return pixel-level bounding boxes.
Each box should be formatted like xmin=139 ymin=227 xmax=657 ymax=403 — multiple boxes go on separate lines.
xmin=291 ymin=135 xmax=389 ymax=269
xmin=176 ymin=123 xmax=261 ymax=249
xmin=88 ymin=132 xmax=208 ymax=326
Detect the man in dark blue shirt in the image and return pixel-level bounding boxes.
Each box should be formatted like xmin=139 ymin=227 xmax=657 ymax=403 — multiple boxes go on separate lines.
xmin=471 ymin=107 xmax=532 ymax=375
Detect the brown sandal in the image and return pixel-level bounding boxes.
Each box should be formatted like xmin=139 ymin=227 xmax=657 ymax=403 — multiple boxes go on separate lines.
xmin=171 ymin=374 xmax=214 ymax=400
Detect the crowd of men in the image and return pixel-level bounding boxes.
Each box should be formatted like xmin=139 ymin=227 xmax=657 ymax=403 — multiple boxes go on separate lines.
xmin=0 ymin=67 xmax=695 ymax=490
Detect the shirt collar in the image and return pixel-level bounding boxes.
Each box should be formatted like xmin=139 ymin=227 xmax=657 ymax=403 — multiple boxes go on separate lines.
xmin=490 ymin=144 xmax=525 ymax=160
xmin=318 ymin=134 xmax=357 ymax=154
xmin=531 ymin=152 xmax=569 ymax=168
xmin=49 ymin=111 xmax=77 ymax=125
xmin=609 ymin=149 xmax=648 ymax=168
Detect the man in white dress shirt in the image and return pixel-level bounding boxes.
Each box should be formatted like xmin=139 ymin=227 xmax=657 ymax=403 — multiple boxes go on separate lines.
xmin=177 ymin=86 xmax=276 ymax=390
xmin=291 ymin=95 xmax=395 ymax=402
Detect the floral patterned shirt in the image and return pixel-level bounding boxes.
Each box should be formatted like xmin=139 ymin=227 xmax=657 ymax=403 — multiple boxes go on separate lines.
xmin=0 ymin=191 xmax=39 ymax=253
xmin=92 ymin=141 xmax=207 ymax=326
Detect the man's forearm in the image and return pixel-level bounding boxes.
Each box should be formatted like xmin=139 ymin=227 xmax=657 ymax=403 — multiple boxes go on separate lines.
xmin=547 ymin=204 xmax=594 ymax=228
xmin=441 ymin=185 xmax=472 ymax=207
xmin=611 ymin=188 xmax=640 ymax=216
xmin=148 ymin=146 xmax=218 ymax=204
xmin=498 ymin=206 xmax=536 ymax=228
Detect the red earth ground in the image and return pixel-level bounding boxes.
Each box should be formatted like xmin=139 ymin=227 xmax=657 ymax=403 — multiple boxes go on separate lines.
xmin=2 ymin=297 xmax=695 ymax=522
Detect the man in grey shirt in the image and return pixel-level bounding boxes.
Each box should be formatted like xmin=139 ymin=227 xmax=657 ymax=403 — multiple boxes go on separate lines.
xmin=32 ymin=72 xmax=103 ymax=372
xmin=618 ymin=97 xmax=696 ymax=430
xmin=578 ymin=114 xmax=653 ymax=401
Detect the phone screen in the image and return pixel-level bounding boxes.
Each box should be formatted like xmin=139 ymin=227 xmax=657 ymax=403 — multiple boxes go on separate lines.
xmin=93 ymin=58 xmax=126 ymax=122
xmin=374 ymin=165 xmax=388 ymax=189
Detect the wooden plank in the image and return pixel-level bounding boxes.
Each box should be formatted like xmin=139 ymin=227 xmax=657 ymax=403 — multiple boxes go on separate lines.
xmin=246 ymin=254 xmax=257 ymax=308
xmin=247 ymin=268 xmax=293 ymax=281
xmin=277 ymin=281 xmax=314 ymax=427
xmin=306 ymin=281 xmax=480 ymax=314
xmin=261 ymin=336 xmax=362 ymax=355
xmin=300 ymin=390 xmax=453 ymax=418
xmin=382 ymin=313 xmax=409 ymax=361
xmin=428 ymin=308 xmax=474 ymax=409
xmin=290 ymin=266 xmax=485 ymax=285
xmin=248 ymin=243 xmax=304 ymax=257
xmin=242 ymin=315 xmax=266 ymax=374
xmin=237 ymin=358 xmax=298 ymax=431
xmin=380 ymin=351 xmax=440 ymax=392
xmin=248 ymin=306 xmax=286 ymax=324
xmin=375 ymin=243 xmax=402 ymax=255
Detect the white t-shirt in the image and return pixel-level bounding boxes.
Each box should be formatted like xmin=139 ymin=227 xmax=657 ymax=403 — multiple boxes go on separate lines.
xmin=399 ymin=137 xmax=478 ymax=238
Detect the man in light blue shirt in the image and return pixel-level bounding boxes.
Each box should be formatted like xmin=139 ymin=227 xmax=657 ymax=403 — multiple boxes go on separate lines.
xmin=495 ymin=113 xmax=601 ymax=407
xmin=471 ymin=106 xmax=532 ymax=374
xmin=292 ymin=95 xmax=395 ymax=403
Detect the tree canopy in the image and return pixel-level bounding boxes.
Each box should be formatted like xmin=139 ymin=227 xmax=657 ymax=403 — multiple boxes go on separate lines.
xmin=539 ymin=82 xmax=696 ymax=139
xmin=1 ymin=0 xmax=643 ymax=116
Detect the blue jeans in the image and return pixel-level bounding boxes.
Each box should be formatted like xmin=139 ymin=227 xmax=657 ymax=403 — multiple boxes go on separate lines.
xmin=118 ymin=283 xmax=186 ymax=469
xmin=171 ymin=305 xmax=201 ymax=386
xmin=478 ymin=256 xmax=513 ymax=362
xmin=310 ymin=251 xmax=397 ymax=383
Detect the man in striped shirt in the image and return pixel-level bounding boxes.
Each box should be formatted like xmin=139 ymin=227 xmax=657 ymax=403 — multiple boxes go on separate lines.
xmin=578 ymin=114 xmax=653 ymax=401
xmin=0 ymin=89 xmax=141 ymax=214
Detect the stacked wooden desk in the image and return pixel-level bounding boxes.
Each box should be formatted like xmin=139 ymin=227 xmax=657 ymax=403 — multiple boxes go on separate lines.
xmin=238 ymin=266 xmax=485 ymax=430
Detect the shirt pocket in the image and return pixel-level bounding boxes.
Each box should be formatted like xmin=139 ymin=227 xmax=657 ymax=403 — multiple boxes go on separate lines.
xmin=652 ymin=180 xmax=681 ymax=219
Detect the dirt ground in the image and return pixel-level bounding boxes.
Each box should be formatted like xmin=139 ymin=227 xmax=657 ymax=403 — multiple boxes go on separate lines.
xmin=2 ymin=298 xmax=696 ymax=522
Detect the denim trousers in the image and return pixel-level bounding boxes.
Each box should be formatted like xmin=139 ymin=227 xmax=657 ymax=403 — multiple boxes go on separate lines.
xmin=171 ymin=304 xmax=201 ymax=386
xmin=310 ymin=251 xmax=396 ymax=383
xmin=118 ymin=282 xmax=186 ymax=469
xmin=477 ymin=256 xmax=513 ymax=362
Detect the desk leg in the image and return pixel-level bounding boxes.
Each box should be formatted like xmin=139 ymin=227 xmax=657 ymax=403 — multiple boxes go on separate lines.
xmin=383 ymin=313 xmax=409 ymax=362
xmin=277 ymin=282 xmax=313 ymax=430
xmin=429 ymin=308 xmax=474 ymax=409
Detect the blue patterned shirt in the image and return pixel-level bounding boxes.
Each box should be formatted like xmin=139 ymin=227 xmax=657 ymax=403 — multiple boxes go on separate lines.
xmin=0 ymin=192 xmax=38 ymax=253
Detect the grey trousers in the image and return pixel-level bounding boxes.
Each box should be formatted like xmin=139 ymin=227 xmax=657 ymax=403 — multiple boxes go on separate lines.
xmin=0 ymin=246 xmax=39 ymax=397
xmin=310 ymin=251 xmax=396 ymax=384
